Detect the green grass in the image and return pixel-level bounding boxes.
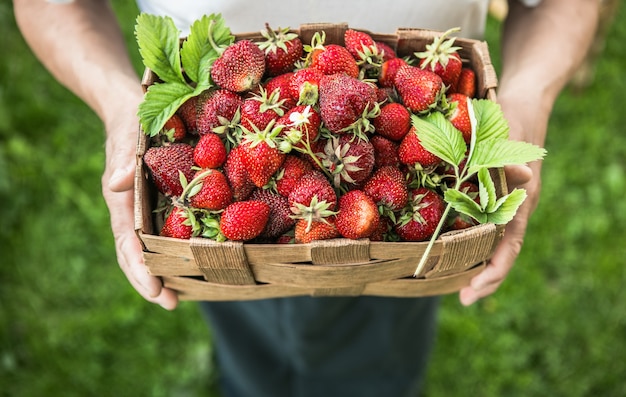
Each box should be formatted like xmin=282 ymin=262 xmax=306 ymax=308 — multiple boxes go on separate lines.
xmin=1 ymin=2 xmax=625 ymax=396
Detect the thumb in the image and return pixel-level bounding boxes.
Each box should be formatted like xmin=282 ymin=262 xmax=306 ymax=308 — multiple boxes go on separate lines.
xmin=106 ymin=134 xmax=137 ymax=192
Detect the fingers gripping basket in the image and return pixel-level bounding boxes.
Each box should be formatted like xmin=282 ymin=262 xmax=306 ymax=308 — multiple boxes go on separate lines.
xmin=135 ymin=23 xmax=505 ymax=301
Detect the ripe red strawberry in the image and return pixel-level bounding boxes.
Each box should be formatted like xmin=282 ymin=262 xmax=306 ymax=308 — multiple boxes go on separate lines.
xmin=294 ymin=217 xmax=340 ymax=244
xmin=250 ymin=188 xmax=296 ymax=238
xmin=455 ymin=67 xmax=476 ymax=98
xmin=395 ymin=187 xmax=445 ymax=241
xmin=415 ymin=28 xmax=463 ymax=89
xmin=288 ymin=170 xmax=338 ymax=211
xmin=240 ymin=121 xmax=286 ymax=188
xmin=319 ymin=134 xmax=375 ymax=188
xmin=162 ymin=113 xmax=186 ymax=142
xmin=239 ymin=86 xmax=286 ymax=132
xmin=258 ymin=24 xmax=303 ymax=77
xmin=398 ymin=126 xmax=442 ymax=168
xmin=378 ymin=57 xmax=407 ymax=88
xmin=193 ymin=132 xmax=227 ymax=169
xmin=274 ymin=155 xmax=312 ymax=198
xmin=276 ymin=105 xmax=322 ymax=151
xmin=176 ymin=95 xmax=198 ymax=133
xmin=370 ymin=135 xmax=400 ymax=169
xmin=220 ymin=200 xmax=270 ymax=241
xmin=307 ymin=32 xmax=359 ymax=78
xmin=373 ymin=102 xmax=411 ymax=141
xmin=211 ymin=40 xmax=266 ymax=93
xmin=335 ymin=189 xmax=380 ymax=240
xmin=363 ymin=165 xmax=408 ymax=212
xmin=447 ymin=93 xmax=472 ymax=144
xmin=196 ymin=89 xmax=243 ymax=135
xmin=344 ymin=29 xmax=377 ymax=60
xmin=264 ymin=72 xmax=297 ymax=109
xmin=160 ymin=206 xmax=193 ymax=239
xmin=318 ymin=73 xmax=378 ymax=135
xmin=143 ymin=143 xmax=195 ymax=197
xmin=393 ymin=64 xmax=445 ymax=113
xmin=289 ymin=67 xmax=324 ymax=106
xmin=223 ymin=144 xmax=256 ymax=201
xmin=375 ymin=41 xmax=397 ymax=61
xmin=185 ymin=169 xmax=233 ymax=211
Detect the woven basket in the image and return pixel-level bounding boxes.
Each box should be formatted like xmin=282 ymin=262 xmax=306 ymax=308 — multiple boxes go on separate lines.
xmin=134 ymin=23 xmax=505 ymax=301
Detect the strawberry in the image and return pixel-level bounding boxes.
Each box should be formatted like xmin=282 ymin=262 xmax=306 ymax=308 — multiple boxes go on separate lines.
xmin=455 ymin=67 xmax=476 ymax=98
xmin=375 ymin=41 xmax=397 ymax=61
xmin=223 ymin=144 xmax=256 ymax=201
xmin=288 ymin=170 xmax=338 ymax=211
xmin=289 ymin=67 xmax=324 ymax=106
xmin=277 ymin=105 xmax=322 ymax=152
xmin=176 ymin=95 xmax=198 ymax=133
xmin=318 ymin=73 xmax=378 ymax=136
xmin=196 ymin=89 xmax=243 ymax=136
xmin=415 ymin=27 xmax=463 ymax=89
xmin=398 ymin=126 xmax=442 ymax=168
xmin=294 ymin=217 xmax=340 ymax=244
xmin=307 ymin=32 xmax=359 ymax=78
xmin=274 ymin=155 xmax=312 ymax=198
xmin=370 ymin=135 xmax=400 ymax=169
xmin=344 ymin=29 xmax=377 ymax=61
xmin=250 ymin=188 xmax=296 ymax=238
xmin=369 ymin=216 xmax=397 ymax=242
xmin=264 ymin=72 xmax=297 ymax=109
xmin=395 ymin=187 xmax=445 ymax=241
xmin=378 ymin=57 xmax=407 ymax=88
xmin=143 ymin=143 xmax=195 ymax=197
xmin=160 ymin=206 xmax=193 ymax=239
xmin=162 ymin=113 xmax=186 ymax=142
xmin=258 ymin=24 xmax=303 ymax=77
xmin=193 ymin=132 xmax=227 ymax=169
xmin=393 ymin=64 xmax=445 ymax=113
xmin=239 ymin=86 xmax=286 ymax=132
xmin=447 ymin=93 xmax=472 ymax=144
xmin=184 ymin=169 xmax=233 ymax=211
xmin=335 ymin=190 xmax=380 ymax=240
xmin=319 ymin=134 xmax=375 ymax=188
xmin=363 ymin=165 xmax=408 ymax=212
xmin=220 ymin=200 xmax=270 ymax=241
xmin=240 ymin=120 xmax=286 ymax=188
xmin=373 ymin=102 xmax=411 ymax=141
xmin=211 ymin=40 xmax=266 ymax=93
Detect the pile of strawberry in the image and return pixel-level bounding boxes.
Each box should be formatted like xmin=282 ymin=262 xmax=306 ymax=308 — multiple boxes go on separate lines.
xmin=143 ymin=24 xmax=482 ymax=243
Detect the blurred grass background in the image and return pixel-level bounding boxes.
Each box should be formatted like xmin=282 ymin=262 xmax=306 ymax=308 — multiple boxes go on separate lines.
xmin=1 ymin=1 xmax=625 ymax=396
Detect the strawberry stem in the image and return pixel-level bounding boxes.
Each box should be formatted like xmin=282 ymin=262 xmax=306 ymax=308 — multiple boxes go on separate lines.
xmin=412 ymin=201 xmax=453 ymax=277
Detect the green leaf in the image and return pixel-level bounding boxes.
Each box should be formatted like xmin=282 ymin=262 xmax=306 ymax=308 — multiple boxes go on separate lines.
xmin=444 ymin=188 xmax=488 ymax=224
xmin=135 ymin=13 xmax=184 ymax=83
xmin=181 ymin=14 xmax=234 ymax=84
xmin=486 ymin=188 xmax=527 ymax=224
xmin=138 ymin=81 xmax=208 ymax=137
xmin=466 ymin=139 xmax=547 ymax=176
xmin=477 ymin=168 xmax=497 ymax=212
xmin=412 ymin=112 xmax=467 ymax=168
xmin=473 ymin=99 xmax=509 ymax=143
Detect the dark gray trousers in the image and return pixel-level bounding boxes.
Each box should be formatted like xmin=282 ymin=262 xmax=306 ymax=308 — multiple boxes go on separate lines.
xmin=200 ymin=296 xmax=440 ymax=397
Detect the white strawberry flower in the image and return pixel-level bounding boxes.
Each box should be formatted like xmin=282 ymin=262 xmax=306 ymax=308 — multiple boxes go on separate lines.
xmin=288 ymin=105 xmax=313 ymax=127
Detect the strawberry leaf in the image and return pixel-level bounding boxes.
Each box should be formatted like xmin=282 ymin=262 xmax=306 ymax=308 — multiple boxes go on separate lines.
xmin=138 ymin=81 xmax=208 ymax=137
xmin=412 ymin=112 xmax=466 ymax=168
xmin=466 ymin=139 xmax=547 ymax=176
xmin=477 ymin=168 xmax=497 ymax=212
xmin=135 ymin=14 xmax=184 ymax=84
xmin=486 ymin=188 xmax=527 ymax=224
xmin=181 ymin=14 xmax=234 ymax=84
xmin=472 ymin=98 xmax=509 ymax=143
xmin=444 ymin=189 xmax=487 ymax=224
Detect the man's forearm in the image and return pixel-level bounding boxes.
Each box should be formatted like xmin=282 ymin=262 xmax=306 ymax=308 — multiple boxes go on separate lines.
xmin=13 ymin=0 xmax=142 ymax=128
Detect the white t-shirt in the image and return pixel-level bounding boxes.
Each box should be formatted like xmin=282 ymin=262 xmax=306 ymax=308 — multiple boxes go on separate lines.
xmin=136 ymin=0 xmax=501 ymax=38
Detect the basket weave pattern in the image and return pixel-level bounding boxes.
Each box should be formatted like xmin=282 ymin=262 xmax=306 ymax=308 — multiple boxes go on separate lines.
xmin=135 ymin=23 xmax=504 ymax=301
